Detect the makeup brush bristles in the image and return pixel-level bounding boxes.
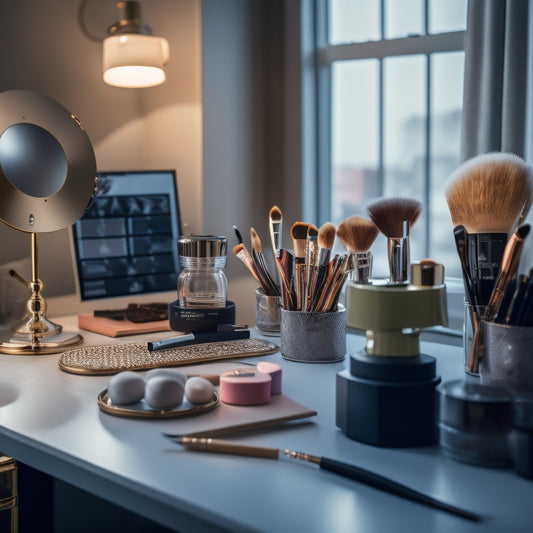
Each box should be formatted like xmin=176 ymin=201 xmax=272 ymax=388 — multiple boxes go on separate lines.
xmin=445 ymin=152 xmax=533 ymax=233
xmin=367 ymin=198 xmax=423 ymax=238
xmin=318 ymin=222 xmax=336 ymax=251
xmin=337 ymin=216 xmax=379 ymax=252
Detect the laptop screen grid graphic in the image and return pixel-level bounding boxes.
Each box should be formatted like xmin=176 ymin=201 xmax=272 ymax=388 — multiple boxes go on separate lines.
xmin=72 ymin=171 xmax=181 ymax=302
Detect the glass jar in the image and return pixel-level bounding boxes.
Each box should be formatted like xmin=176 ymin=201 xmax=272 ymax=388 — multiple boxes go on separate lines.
xmin=177 ymin=236 xmax=228 ymax=308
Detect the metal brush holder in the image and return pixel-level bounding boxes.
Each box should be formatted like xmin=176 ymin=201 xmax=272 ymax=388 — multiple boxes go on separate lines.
xmin=336 ymin=280 xmax=448 ymax=446
xmin=0 ymin=90 xmax=97 ymax=355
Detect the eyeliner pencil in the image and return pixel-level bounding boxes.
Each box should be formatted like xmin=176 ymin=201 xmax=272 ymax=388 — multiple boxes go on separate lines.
xmin=167 ymin=436 xmax=481 ymax=522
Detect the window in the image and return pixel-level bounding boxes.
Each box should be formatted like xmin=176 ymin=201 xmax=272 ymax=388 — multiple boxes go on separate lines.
xmin=315 ymin=0 xmax=467 ymax=279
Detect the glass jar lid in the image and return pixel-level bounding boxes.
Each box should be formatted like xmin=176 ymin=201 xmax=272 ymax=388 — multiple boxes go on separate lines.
xmin=178 ymin=235 xmax=227 ymax=258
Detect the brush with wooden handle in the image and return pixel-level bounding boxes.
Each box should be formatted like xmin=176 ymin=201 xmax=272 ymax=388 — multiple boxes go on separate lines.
xmin=233 ymin=243 xmax=262 ymax=285
xmin=446 ymin=152 xmax=533 ymax=307
xmin=291 ymin=222 xmax=310 ymax=310
xmin=304 ymin=224 xmax=319 ymax=310
xmin=269 ymin=206 xmax=283 ymax=259
xmin=367 ymin=198 xmax=422 ymax=284
xmin=336 ymin=215 xmax=379 ymax=284
xmin=468 ymin=224 xmax=530 ymax=373
xmin=250 ymin=228 xmax=280 ymax=297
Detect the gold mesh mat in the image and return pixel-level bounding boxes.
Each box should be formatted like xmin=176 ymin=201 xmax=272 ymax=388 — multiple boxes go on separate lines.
xmin=58 ymin=339 xmax=279 ymax=376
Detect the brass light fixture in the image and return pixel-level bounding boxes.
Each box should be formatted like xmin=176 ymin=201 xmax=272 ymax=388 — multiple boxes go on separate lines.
xmin=0 ymin=90 xmax=97 ymax=355
xmin=103 ymin=1 xmax=169 ymax=88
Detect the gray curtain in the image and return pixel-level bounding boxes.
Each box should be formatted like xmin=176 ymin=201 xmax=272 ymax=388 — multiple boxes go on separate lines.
xmin=461 ymin=0 xmax=530 ymax=161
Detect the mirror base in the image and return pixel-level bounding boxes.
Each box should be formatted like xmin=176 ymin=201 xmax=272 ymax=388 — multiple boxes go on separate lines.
xmin=0 ymin=331 xmax=83 ymax=355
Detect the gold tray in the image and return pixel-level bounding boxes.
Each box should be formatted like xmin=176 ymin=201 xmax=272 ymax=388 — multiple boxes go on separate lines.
xmin=59 ymin=338 xmax=279 ymax=375
xmin=97 ymin=389 xmax=220 ymax=419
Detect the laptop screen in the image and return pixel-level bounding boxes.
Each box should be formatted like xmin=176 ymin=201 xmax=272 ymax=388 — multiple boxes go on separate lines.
xmin=71 ymin=170 xmax=181 ymax=302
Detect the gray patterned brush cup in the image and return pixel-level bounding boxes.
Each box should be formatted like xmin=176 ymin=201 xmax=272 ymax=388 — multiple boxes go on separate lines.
xmin=480 ymin=321 xmax=533 ymax=392
xmin=280 ymin=305 xmax=346 ymax=363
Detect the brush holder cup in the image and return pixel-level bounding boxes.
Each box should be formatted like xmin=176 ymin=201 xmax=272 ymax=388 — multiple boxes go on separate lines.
xmin=255 ymin=288 xmax=281 ymax=336
xmin=480 ymin=321 xmax=533 ymax=392
xmin=280 ymin=306 xmax=346 ymax=363
xmin=337 ymin=281 xmax=448 ymax=447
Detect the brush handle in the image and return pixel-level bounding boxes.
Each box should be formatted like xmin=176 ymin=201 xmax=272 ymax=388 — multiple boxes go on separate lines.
xmin=352 ymin=251 xmax=373 ymax=283
xmin=320 ymin=457 xmax=480 ymax=522
xmin=466 ymin=233 xmax=507 ymax=306
xmin=387 ymin=237 xmax=409 ymax=283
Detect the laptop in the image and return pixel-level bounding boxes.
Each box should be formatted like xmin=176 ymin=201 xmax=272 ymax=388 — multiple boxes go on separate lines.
xmin=69 ymin=170 xmax=182 ymax=316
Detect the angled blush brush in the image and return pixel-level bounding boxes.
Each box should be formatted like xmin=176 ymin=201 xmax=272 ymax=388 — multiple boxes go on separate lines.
xmin=367 ymin=198 xmax=422 ymax=283
xmin=446 ymin=152 xmax=533 ymax=306
xmin=233 ymin=243 xmax=261 ymax=284
xmin=336 ymin=215 xmax=379 ymax=284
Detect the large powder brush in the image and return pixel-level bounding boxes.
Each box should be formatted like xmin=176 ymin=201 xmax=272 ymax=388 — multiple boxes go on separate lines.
xmin=445 ymin=152 xmax=533 ymax=306
xmin=367 ymin=197 xmax=423 ymax=283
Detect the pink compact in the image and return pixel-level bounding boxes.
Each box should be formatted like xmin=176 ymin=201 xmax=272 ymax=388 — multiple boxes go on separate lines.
xmin=219 ymin=368 xmax=272 ymax=406
xmin=256 ymin=361 xmax=282 ymax=394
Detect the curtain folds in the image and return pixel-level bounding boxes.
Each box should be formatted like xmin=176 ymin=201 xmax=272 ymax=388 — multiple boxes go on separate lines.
xmin=461 ymin=0 xmax=530 ymax=161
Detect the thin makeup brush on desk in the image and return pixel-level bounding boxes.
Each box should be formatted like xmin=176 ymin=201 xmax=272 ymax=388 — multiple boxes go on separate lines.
xmin=291 ymin=221 xmax=310 ymax=310
xmin=336 ymin=215 xmax=379 ymax=284
xmin=367 ymin=197 xmax=422 ymax=284
xmin=166 ymin=436 xmax=480 ymax=522
xmin=250 ymin=228 xmax=280 ymax=296
xmin=445 ymin=152 xmax=533 ymax=307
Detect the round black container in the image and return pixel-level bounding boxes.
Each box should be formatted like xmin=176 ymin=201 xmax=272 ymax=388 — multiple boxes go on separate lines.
xmin=437 ymin=380 xmax=514 ymax=467
xmin=169 ymin=300 xmax=236 ymax=333
xmin=336 ymin=351 xmax=440 ymax=447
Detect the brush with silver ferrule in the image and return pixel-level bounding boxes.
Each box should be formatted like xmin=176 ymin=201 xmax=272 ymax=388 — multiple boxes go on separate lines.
xmin=269 ymin=205 xmax=283 ymax=259
xmin=164 ymin=435 xmax=480 ymax=522
xmin=367 ymin=197 xmax=422 ymax=284
xmin=446 ymin=152 xmax=533 ymax=306
xmin=291 ymin=221 xmax=310 ymax=310
xmin=336 ymin=215 xmax=379 ymax=284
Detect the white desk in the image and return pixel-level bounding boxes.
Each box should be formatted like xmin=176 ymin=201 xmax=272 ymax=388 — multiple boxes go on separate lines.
xmin=0 ymin=317 xmax=531 ymax=532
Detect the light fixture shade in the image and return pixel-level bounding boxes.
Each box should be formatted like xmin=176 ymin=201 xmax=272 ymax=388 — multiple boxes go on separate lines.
xmin=103 ymin=34 xmax=169 ymax=88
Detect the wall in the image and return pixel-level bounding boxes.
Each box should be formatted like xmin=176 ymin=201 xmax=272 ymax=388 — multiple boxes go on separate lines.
xmin=0 ymin=0 xmax=203 ymax=300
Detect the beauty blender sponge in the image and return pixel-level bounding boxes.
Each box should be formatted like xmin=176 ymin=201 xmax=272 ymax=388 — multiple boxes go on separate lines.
xmin=145 ymin=368 xmax=188 ymax=387
xmin=219 ymin=368 xmax=272 ymax=405
xmin=185 ymin=377 xmax=216 ymax=405
xmin=144 ymin=376 xmax=185 ymax=409
xmin=256 ymin=361 xmax=282 ymax=394
xmin=107 ymin=371 xmax=145 ymax=405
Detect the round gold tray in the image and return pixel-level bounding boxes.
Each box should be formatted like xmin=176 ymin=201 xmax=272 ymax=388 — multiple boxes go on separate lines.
xmin=97 ymin=389 xmax=220 ymax=419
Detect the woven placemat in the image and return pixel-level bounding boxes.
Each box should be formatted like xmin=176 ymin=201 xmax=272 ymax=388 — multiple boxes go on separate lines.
xmin=58 ymin=338 xmax=279 ymax=376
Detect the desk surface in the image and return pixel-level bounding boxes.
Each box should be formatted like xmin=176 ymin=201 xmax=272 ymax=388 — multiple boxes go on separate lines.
xmin=0 ymin=317 xmax=531 ymax=533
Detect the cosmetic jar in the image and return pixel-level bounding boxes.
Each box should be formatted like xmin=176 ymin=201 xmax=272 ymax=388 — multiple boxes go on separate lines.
xmin=177 ymin=236 xmax=228 ymax=308
xmin=437 ymin=380 xmax=514 ymax=467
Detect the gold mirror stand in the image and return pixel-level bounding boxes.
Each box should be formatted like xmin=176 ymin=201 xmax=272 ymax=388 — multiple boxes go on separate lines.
xmin=0 ymin=233 xmax=82 ymax=355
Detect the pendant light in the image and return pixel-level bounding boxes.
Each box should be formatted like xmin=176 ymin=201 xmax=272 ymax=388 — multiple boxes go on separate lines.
xmin=103 ymin=1 xmax=169 ymax=88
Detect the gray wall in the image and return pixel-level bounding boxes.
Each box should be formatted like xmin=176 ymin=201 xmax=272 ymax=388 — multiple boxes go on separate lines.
xmin=0 ymin=0 xmax=293 ymax=324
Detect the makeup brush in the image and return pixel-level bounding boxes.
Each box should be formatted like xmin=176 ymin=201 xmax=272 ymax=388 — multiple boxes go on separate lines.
xmin=232 ymin=224 xmax=244 ymax=244
xmin=291 ymin=222 xmax=310 ymax=310
xmin=304 ymin=224 xmax=319 ymax=310
xmin=250 ymin=228 xmax=280 ymax=296
xmin=337 ymin=215 xmax=379 ymax=284
xmin=445 ymin=152 xmax=533 ymax=306
xmin=166 ymin=436 xmax=480 ymax=522
xmin=233 ymin=243 xmax=261 ymax=284
xmin=269 ymin=205 xmax=283 ymax=259
xmin=367 ymin=198 xmax=422 ymax=283
xmin=469 ymin=223 xmax=531 ymax=372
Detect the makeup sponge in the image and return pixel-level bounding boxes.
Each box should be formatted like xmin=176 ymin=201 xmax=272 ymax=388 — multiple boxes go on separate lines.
xmin=145 ymin=368 xmax=188 ymax=387
xmin=144 ymin=376 xmax=185 ymax=409
xmin=107 ymin=371 xmax=145 ymax=405
xmin=219 ymin=368 xmax=272 ymax=405
xmin=185 ymin=377 xmax=215 ymax=405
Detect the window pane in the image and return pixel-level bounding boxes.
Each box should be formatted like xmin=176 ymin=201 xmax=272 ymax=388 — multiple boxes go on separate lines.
xmin=385 ymin=0 xmax=424 ymax=39
xmin=382 ymin=55 xmax=426 ymax=276
xmin=429 ymin=51 xmax=464 ymax=278
xmin=429 ymin=0 xmax=467 ymax=34
xmin=331 ymin=60 xmax=380 ymax=224
xmin=329 ymin=0 xmax=380 ymax=44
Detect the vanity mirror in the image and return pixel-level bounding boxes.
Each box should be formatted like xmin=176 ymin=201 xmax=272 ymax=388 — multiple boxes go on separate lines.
xmin=0 ymin=89 xmax=97 ymax=354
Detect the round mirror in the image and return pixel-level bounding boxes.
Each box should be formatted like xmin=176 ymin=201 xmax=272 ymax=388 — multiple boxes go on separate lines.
xmin=0 ymin=123 xmax=67 ymax=198
xmin=0 ymin=90 xmax=97 ymax=233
